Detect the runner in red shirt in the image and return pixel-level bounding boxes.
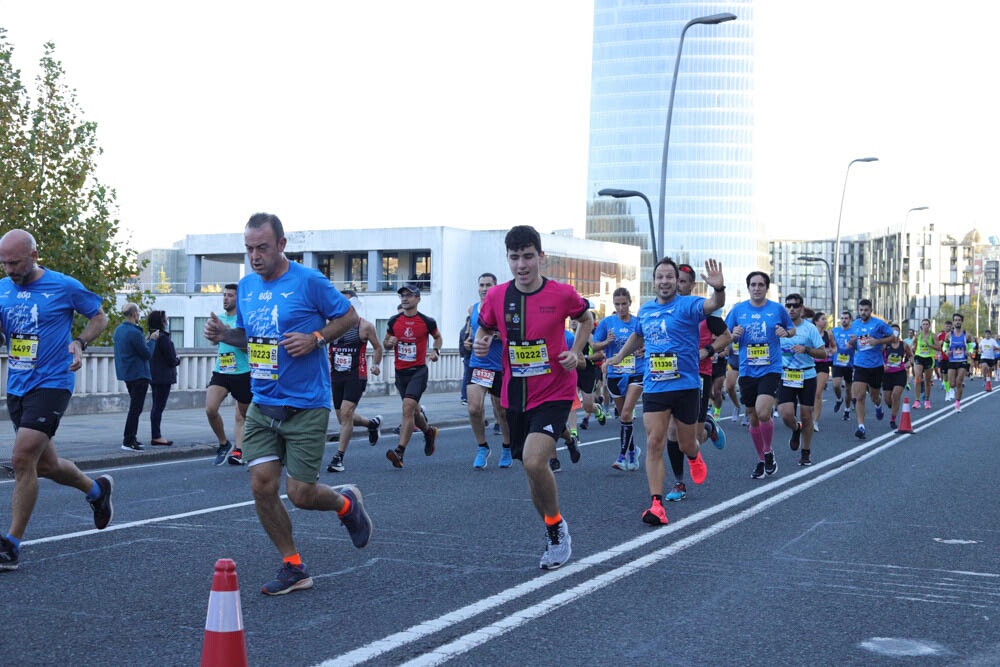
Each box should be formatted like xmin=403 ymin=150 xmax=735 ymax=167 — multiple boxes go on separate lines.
xmin=475 ymin=225 xmax=592 ymax=570
xmin=383 ymin=284 xmax=443 ymax=468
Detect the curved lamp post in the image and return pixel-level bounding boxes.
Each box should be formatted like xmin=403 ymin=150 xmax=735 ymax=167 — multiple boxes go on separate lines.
xmin=897 ymin=206 xmax=928 ymax=331
xmin=656 ymin=13 xmax=737 ymax=261
xmin=832 ymin=157 xmax=879 ymax=315
xmin=598 ymin=188 xmax=657 ymax=262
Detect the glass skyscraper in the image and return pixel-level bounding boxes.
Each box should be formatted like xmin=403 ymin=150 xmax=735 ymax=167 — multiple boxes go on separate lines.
xmin=586 ymin=0 xmax=765 ymax=302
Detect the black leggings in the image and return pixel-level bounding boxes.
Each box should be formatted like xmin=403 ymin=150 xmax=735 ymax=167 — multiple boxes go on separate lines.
xmin=150 ymin=383 xmax=172 ymax=439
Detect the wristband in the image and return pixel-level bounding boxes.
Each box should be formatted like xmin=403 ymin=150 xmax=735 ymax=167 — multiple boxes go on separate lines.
xmin=74 ymin=337 xmax=88 ymax=351
xmin=313 ymin=331 xmax=327 ymax=347
xmin=715 ymin=285 xmax=726 ymax=291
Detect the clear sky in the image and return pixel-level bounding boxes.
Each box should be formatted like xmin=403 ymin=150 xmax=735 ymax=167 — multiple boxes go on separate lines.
xmin=1 ymin=0 xmax=997 ymax=252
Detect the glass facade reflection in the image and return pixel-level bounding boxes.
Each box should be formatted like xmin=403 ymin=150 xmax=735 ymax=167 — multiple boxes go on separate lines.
xmin=586 ymin=0 xmax=766 ymax=302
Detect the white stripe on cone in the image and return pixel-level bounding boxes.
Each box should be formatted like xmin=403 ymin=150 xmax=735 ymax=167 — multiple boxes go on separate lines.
xmin=205 ymin=590 xmax=244 ymax=633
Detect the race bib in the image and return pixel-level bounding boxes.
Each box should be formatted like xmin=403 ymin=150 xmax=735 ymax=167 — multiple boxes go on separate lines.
xmin=397 ymin=342 xmax=417 ymax=362
xmin=782 ymin=368 xmax=804 ymax=388
xmin=747 ymin=344 xmax=769 ymax=366
xmin=248 ymin=336 xmax=279 ymax=381
xmin=649 ymin=352 xmax=679 ymax=382
xmin=333 ymin=352 xmax=353 ymax=372
xmin=886 ymin=353 xmax=902 ymax=367
xmin=218 ymin=351 xmax=237 ymax=373
xmin=835 ymin=353 xmax=850 ymax=366
xmin=858 ymin=336 xmax=874 ymax=351
xmin=732 ymin=341 xmax=739 ymax=354
xmin=508 ymin=339 xmax=551 ymax=377
xmin=951 ymin=348 xmax=966 ymax=361
xmin=612 ymin=354 xmax=636 ymax=375
xmin=471 ymin=368 xmax=496 ymax=387
xmin=9 ymin=333 xmax=38 ymax=370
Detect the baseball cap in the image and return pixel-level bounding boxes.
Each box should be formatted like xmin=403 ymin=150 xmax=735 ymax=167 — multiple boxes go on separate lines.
xmin=397 ymin=283 xmax=421 ymax=297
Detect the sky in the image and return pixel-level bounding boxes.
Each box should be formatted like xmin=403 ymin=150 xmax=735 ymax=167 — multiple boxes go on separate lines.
xmin=1 ymin=0 xmax=998 ymax=253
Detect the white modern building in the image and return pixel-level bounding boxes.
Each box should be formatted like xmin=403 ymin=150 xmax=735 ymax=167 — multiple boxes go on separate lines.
xmin=135 ymin=226 xmax=641 ymax=349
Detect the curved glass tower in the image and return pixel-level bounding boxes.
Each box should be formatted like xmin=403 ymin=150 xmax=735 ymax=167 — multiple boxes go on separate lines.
xmin=586 ymin=0 xmax=765 ymax=302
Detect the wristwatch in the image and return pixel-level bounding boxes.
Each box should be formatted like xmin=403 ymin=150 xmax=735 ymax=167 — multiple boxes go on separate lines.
xmin=312 ymin=331 xmax=328 ymax=347
xmin=74 ymin=337 xmax=88 ymax=351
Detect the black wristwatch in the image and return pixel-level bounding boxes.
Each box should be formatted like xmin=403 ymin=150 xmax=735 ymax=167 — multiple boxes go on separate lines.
xmin=74 ymin=337 xmax=88 ymax=351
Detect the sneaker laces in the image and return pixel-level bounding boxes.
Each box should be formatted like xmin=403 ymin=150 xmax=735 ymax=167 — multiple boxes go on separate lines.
xmin=546 ymin=522 xmax=561 ymax=545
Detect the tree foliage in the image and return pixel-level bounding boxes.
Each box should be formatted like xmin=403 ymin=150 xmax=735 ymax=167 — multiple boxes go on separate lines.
xmin=0 ymin=28 xmax=149 ymax=343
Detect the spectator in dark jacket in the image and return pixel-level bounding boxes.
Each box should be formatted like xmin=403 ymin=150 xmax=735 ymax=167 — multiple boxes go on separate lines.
xmin=148 ymin=310 xmax=179 ymax=446
xmin=113 ymin=303 xmax=155 ymax=451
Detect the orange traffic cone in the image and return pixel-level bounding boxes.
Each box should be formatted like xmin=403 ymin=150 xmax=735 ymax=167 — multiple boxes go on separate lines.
xmin=895 ymin=397 xmax=915 ymax=434
xmin=987 ymin=378 xmax=993 ymax=392
xmin=201 ymin=559 xmax=248 ymax=667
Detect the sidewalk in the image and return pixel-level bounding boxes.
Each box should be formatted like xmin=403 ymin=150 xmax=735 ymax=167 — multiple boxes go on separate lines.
xmin=5 ymin=391 xmax=484 ymax=472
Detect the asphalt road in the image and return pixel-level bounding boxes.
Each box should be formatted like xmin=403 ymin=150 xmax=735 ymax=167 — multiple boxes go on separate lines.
xmin=3 ymin=384 xmax=999 ymax=666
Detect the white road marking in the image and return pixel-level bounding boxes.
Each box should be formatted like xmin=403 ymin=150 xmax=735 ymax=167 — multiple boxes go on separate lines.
xmin=317 ymin=390 xmax=995 ymax=666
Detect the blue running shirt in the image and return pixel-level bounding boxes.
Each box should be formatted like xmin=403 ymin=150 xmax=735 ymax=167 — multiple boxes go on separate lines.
xmin=594 ymin=313 xmax=647 ymax=378
xmin=780 ymin=319 xmax=825 ymax=381
xmin=848 ymin=316 xmax=894 ymax=369
xmin=725 ymin=300 xmax=794 ymax=377
xmin=236 ymin=262 xmax=351 ymax=409
xmin=636 ymin=294 xmax=705 ymax=393
xmin=0 ymin=269 xmax=103 ymax=395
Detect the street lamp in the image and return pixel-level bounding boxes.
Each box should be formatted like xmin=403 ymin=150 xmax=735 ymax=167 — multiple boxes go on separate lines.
xmin=656 ymin=13 xmax=737 ymax=261
xmin=797 ymin=255 xmax=833 ymax=313
xmin=897 ymin=206 xmax=928 ymax=332
xmin=832 ymin=157 xmax=879 ymax=316
xmin=598 ymin=188 xmax=657 ymax=262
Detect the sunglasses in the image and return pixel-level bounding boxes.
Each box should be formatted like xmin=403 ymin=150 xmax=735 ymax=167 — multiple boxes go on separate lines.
xmin=784 ymin=303 xmax=803 ymax=308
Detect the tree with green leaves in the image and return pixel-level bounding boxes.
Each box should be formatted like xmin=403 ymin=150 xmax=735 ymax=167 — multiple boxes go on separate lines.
xmin=0 ymin=28 xmax=149 ymax=343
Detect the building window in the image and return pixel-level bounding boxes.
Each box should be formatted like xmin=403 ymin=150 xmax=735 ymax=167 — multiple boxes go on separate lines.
xmin=318 ymin=254 xmax=336 ymax=281
xmin=347 ymin=253 xmax=368 ymax=291
xmin=195 ymin=316 xmax=210 ymax=346
xmin=381 ymin=253 xmax=399 ymax=291
xmin=412 ymin=251 xmax=431 ymax=292
xmin=169 ymin=317 xmax=185 ymax=347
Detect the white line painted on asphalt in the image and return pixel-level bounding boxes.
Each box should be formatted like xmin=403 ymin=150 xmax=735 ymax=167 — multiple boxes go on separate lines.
xmin=317 ymin=389 xmax=996 ymax=666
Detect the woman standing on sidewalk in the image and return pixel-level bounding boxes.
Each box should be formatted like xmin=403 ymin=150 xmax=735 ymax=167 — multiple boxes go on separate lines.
xmin=148 ymin=310 xmax=179 ymax=446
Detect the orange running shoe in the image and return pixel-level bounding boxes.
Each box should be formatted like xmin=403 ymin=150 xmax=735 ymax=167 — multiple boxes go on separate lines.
xmin=642 ymin=499 xmax=668 ymax=526
xmin=688 ymin=451 xmax=708 ymax=485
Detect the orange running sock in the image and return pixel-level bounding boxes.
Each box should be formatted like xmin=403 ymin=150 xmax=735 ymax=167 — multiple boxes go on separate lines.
xmin=337 ymin=497 xmax=352 ymax=517
xmin=283 ymin=553 xmax=303 ymax=566
xmin=544 ymin=513 xmax=563 ymax=527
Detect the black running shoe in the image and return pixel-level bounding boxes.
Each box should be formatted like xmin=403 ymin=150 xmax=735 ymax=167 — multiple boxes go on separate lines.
xmin=751 ymin=461 xmax=766 ymax=479
xmin=367 ymin=415 xmax=382 ymax=446
xmin=789 ymin=422 xmax=801 ymax=451
xmin=386 ymin=448 xmax=404 ymax=469
xmin=764 ymin=452 xmax=777 ymax=476
xmin=566 ymin=434 xmax=581 ymax=464
xmin=798 ymin=451 xmax=813 ymax=466
xmin=424 ymin=426 xmax=438 ymax=456
xmin=549 ymin=457 xmax=561 ymax=473
xmin=327 ymin=451 xmax=345 ymax=473
xmin=89 ymin=474 xmax=114 ymax=530
xmin=0 ymin=535 xmax=19 ymax=571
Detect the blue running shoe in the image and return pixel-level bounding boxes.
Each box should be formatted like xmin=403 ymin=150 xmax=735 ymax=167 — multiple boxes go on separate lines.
xmin=875 ymin=404 xmax=885 ymax=421
xmin=261 ymin=562 xmax=313 ymax=596
xmin=665 ymin=482 xmax=687 ymax=501
xmin=626 ymin=446 xmax=642 ymax=471
xmin=612 ymin=453 xmax=627 ymax=470
xmin=855 ymin=424 xmax=867 ymax=439
xmin=498 ymin=447 xmax=513 ymax=468
xmin=337 ymin=485 xmax=372 ymax=548
xmin=705 ymin=414 xmax=725 ymax=450
xmin=473 ymin=445 xmax=490 ymax=469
